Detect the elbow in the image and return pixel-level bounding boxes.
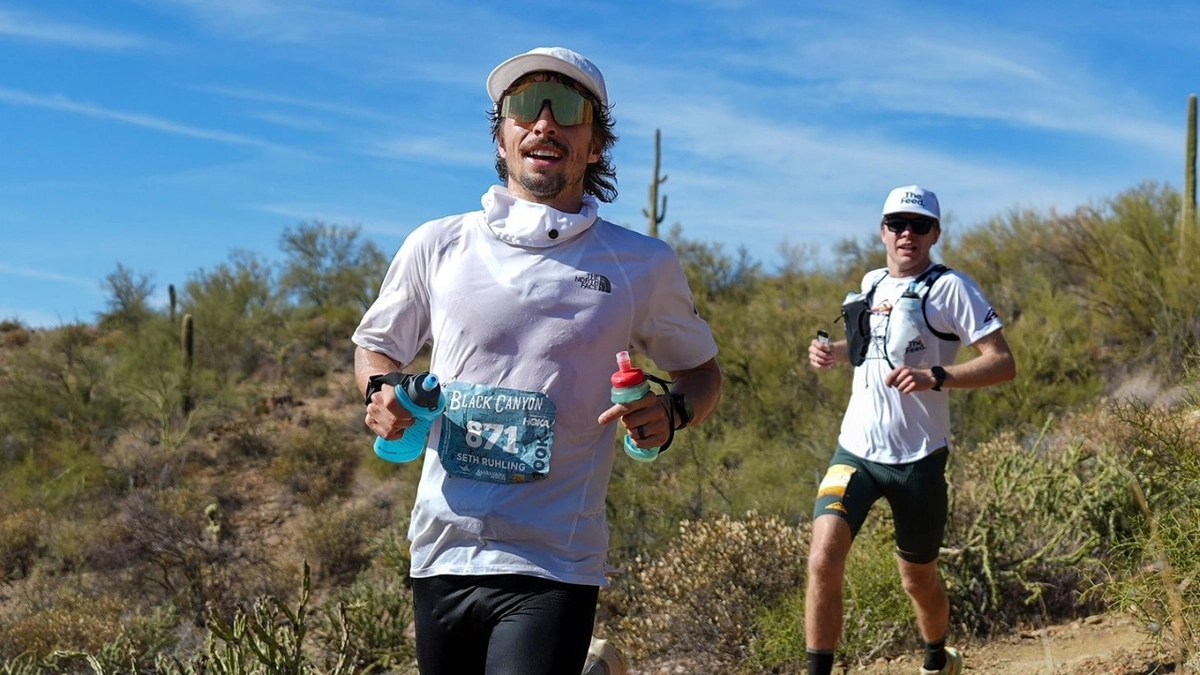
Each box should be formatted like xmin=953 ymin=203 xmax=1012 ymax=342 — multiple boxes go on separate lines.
xmin=999 ymin=354 xmax=1017 ymax=384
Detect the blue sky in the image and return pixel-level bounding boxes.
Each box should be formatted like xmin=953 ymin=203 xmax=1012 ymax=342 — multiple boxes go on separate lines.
xmin=2 ymin=1 xmax=1197 ymax=328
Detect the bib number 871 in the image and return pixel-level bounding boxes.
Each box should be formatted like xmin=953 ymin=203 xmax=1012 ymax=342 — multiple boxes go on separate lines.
xmin=465 ymin=420 xmax=518 ymax=454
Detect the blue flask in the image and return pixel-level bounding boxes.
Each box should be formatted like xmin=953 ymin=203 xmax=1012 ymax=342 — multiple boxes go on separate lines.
xmin=374 ymin=372 xmax=446 ymax=463
xmin=610 ymin=351 xmax=659 ymax=462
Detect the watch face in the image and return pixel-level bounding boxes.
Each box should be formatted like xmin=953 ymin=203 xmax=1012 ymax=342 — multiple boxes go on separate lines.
xmin=932 ymin=366 xmax=946 ymax=390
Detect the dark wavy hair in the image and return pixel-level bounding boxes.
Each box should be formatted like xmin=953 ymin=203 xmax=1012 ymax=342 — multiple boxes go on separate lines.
xmin=488 ymin=72 xmax=619 ymax=203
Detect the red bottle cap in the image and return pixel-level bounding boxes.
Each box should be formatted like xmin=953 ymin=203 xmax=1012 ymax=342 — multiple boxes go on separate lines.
xmin=611 ymin=350 xmax=646 ymax=388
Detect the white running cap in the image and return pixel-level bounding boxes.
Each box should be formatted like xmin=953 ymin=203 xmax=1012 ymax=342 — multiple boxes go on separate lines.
xmin=487 ymin=46 xmax=608 ymax=106
xmin=882 ymin=185 xmax=940 ymax=221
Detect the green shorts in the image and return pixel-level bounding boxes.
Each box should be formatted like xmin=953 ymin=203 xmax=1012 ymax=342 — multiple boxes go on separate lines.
xmin=813 ymin=445 xmax=949 ymax=564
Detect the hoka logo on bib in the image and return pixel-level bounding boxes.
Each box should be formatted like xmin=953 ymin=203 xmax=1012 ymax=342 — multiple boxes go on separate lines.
xmin=575 ymin=273 xmax=611 ymax=293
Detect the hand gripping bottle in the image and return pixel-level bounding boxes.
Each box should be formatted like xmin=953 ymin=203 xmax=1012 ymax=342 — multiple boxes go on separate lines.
xmin=374 ymin=372 xmax=446 ymax=463
xmin=610 ymin=351 xmax=660 ymax=462
xmin=886 ymin=283 xmax=929 ymax=368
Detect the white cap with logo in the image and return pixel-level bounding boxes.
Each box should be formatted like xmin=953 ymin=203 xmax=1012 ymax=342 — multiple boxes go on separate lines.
xmin=487 ymin=47 xmax=608 ymax=106
xmin=882 ymin=185 xmax=940 ymax=221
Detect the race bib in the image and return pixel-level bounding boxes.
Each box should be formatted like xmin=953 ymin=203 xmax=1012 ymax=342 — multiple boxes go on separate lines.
xmin=437 ymin=381 xmax=556 ymax=484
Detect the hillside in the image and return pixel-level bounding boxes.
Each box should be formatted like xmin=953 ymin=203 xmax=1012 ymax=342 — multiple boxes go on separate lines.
xmin=4 ymin=193 xmax=1200 ymax=672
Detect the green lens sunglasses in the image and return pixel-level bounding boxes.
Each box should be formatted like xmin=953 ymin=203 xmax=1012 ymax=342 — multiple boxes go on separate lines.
xmin=501 ymin=81 xmax=594 ymax=126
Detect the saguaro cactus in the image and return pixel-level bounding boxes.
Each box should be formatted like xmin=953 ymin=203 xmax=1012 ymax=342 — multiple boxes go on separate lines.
xmin=181 ymin=313 xmax=194 ymax=415
xmin=1184 ymin=93 xmax=1197 ymax=258
xmin=168 ymin=284 xmax=177 ymax=324
xmin=642 ymin=128 xmax=668 ymax=238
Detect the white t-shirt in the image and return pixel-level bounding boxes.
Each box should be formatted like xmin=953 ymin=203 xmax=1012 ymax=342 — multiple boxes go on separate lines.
xmin=837 ymin=264 xmax=1002 ymax=464
xmin=352 ymin=186 xmax=718 ymax=586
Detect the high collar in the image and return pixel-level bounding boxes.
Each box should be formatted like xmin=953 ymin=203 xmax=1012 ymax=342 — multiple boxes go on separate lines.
xmin=481 ymin=186 xmax=599 ymax=248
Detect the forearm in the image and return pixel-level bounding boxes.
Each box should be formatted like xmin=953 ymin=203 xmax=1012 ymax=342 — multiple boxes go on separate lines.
xmin=667 ymin=357 xmax=723 ymax=427
xmin=828 ymin=339 xmax=850 ymax=364
xmin=939 ymin=334 xmax=1016 ymax=390
xmin=354 ymin=346 xmax=404 ymax=399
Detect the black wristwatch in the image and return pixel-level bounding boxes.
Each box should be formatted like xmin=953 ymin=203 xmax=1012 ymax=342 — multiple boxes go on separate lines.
xmin=670 ymin=393 xmax=695 ymax=430
xmin=930 ymin=365 xmax=947 ymax=392
xmin=365 ymin=372 xmax=406 ymax=405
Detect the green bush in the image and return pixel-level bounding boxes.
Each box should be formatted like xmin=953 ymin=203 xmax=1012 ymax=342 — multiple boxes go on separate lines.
xmin=942 ymin=430 xmax=1120 ymax=636
xmin=311 ymin=531 xmax=418 ymax=673
xmin=750 ymin=518 xmax=917 ymax=671
xmin=1093 ymin=399 xmax=1200 ymax=662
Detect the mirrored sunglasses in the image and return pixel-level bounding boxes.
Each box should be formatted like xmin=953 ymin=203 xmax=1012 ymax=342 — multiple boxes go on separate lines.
xmin=501 ymin=81 xmax=594 ymax=126
xmin=884 ymin=216 xmax=937 ymax=235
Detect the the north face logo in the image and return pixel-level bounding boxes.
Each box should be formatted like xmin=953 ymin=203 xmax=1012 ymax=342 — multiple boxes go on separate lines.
xmin=575 ymin=273 xmax=611 ymax=293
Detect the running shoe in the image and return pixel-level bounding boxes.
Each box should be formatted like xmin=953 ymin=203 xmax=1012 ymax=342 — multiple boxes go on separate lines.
xmin=919 ymin=645 xmax=962 ymax=674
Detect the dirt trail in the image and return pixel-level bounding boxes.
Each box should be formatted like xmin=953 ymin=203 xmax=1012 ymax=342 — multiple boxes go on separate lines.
xmin=849 ymin=614 xmax=1160 ymax=675
xmin=632 ymin=614 xmax=1163 ymax=674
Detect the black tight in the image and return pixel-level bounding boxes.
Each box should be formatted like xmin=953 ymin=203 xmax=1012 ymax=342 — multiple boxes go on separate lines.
xmin=412 ymin=574 xmax=599 ymax=675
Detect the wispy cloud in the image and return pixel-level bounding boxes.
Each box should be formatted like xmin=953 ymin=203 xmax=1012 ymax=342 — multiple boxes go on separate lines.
xmin=195 ymin=85 xmax=396 ymax=123
xmin=145 ymin=0 xmax=391 ymax=44
xmin=362 ymin=136 xmax=489 ymax=167
xmin=0 ymin=7 xmax=146 ymax=49
xmin=735 ymin=14 xmax=1181 ymax=154
xmin=251 ymin=202 xmax=411 ymax=237
xmin=0 ymin=262 xmax=98 ymax=288
xmin=0 ymin=87 xmax=291 ymax=150
xmin=248 ymin=111 xmax=333 ymax=132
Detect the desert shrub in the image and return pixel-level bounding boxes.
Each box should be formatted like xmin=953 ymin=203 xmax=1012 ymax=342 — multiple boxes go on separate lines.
xmin=42 ymin=516 xmax=104 ymax=575
xmin=749 ymin=517 xmax=916 ymax=671
xmin=0 ymin=509 xmax=45 ymax=581
xmin=216 ymin=421 xmax=277 ymax=463
xmin=839 ymin=520 xmax=922 ymax=661
xmin=615 ymin=511 xmax=807 ymax=664
xmin=98 ymin=487 xmax=229 ymax=625
xmin=269 ymin=415 xmax=360 ymax=507
xmin=0 ymin=322 xmax=31 ymax=348
xmin=181 ymin=250 xmax=286 ymax=383
xmin=0 ymin=438 xmax=115 ymax=515
xmin=1093 ymin=399 xmax=1200 ymax=662
xmin=297 ymin=500 xmax=388 ymax=583
xmin=311 ymin=532 xmax=418 ymax=673
xmin=0 ymin=323 xmax=127 ymax=465
xmin=0 ymin=592 xmax=150 ymax=660
xmin=942 ymin=429 xmax=1122 ymax=636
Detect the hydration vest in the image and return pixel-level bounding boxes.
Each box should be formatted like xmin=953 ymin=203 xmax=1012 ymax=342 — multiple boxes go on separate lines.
xmin=840 ymin=264 xmax=957 ymax=367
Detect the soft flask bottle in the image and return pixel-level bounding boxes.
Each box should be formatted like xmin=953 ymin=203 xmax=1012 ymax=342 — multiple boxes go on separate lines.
xmin=610 ymin=351 xmax=660 ymax=462
xmin=886 ymin=283 xmax=928 ymax=368
xmin=374 ymin=372 xmax=446 ymax=463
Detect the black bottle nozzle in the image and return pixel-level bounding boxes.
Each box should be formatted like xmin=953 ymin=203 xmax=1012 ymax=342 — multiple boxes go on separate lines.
xmin=400 ymin=372 xmax=442 ymax=411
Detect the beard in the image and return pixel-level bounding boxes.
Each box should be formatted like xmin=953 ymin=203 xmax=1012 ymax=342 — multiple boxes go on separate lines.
xmin=514 ymin=170 xmax=568 ymax=199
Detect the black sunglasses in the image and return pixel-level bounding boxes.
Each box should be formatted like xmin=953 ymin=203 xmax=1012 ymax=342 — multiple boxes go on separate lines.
xmin=884 ymin=216 xmax=937 ymax=235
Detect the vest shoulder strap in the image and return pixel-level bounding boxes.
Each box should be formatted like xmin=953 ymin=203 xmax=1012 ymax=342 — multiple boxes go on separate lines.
xmin=918 ymin=264 xmax=959 ymax=342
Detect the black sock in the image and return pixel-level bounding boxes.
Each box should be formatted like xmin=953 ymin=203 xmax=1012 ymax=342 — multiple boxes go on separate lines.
xmin=806 ymin=648 xmax=835 ymax=675
xmin=923 ymin=637 xmax=946 ymax=671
